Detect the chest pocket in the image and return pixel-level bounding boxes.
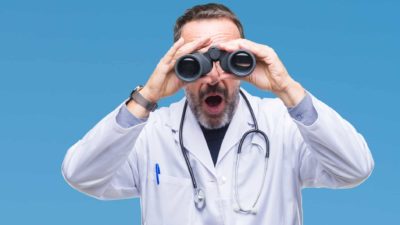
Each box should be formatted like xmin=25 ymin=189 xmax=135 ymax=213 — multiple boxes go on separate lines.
xmin=144 ymin=174 xmax=194 ymax=225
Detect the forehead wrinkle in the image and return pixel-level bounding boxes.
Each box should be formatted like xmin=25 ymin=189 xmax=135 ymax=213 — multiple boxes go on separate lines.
xmin=182 ymin=20 xmax=241 ymax=53
xmin=181 ymin=19 xmax=241 ymax=43
xmin=187 ymin=32 xmax=237 ymax=43
xmin=195 ymin=33 xmax=237 ymax=52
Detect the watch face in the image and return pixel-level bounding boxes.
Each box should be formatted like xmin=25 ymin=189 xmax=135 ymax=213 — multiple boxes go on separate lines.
xmin=134 ymin=85 xmax=144 ymax=92
xmin=130 ymin=85 xmax=143 ymax=97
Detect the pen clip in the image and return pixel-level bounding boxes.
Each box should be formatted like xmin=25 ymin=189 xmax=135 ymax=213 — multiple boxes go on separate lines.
xmin=155 ymin=163 xmax=161 ymax=185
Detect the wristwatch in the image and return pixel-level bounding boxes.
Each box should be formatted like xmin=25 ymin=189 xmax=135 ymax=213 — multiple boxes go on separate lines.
xmin=129 ymin=85 xmax=158 ymax=112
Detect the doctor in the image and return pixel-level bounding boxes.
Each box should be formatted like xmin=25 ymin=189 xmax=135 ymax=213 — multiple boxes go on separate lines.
xmin=62 ymin=3 xmax=374 ymax=225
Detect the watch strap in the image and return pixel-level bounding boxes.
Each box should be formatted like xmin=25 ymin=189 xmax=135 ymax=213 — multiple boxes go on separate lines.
xmin=129 ymin=86 xmax=158 ymax=112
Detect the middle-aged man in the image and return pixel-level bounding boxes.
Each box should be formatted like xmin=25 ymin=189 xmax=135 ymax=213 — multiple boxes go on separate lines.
xmin=62 ymin=3 xmax=374 ymax=225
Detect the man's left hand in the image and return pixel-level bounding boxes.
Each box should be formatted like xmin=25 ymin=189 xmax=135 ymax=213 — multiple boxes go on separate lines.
xmin=218 ymin=39 xmax=305 ymax=107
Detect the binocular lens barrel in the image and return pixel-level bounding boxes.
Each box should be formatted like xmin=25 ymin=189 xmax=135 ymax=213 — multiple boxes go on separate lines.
xmin=175 ymin=48 xmax=256 ymax=82
xmin=220 ymin=50 xmax=256 ymax=77
xmin=176 ymin=57 xmax=201 ymax=81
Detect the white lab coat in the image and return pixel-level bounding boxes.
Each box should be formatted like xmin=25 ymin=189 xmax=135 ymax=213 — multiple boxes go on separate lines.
xmin=62 ymin=89 xmax=374 ymax=225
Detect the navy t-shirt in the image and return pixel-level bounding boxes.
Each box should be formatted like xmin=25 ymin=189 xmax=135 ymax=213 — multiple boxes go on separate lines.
xmin=200 ymin=123 xmax=230 ymax=166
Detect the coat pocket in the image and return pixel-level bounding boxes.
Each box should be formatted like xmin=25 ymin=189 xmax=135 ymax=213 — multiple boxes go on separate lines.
xmin=143 ymin=174 xmax=194 ymax=225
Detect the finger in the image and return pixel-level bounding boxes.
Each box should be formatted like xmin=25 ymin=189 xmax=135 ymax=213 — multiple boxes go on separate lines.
xmin=161 ymin=39 xmax=211 ymax=74
xmin=217 ymin=39 xmax=242 ymax=52
xmin=174 ymin=37 xmax=212 ymax=59
xmin=166 ymin=39 xmax=210 ymax=70
xmin=161 ymin=37 xmax=185 ymax=64
xmin=237 ymin=40 xmax=277 ymax=64
xmin=218 ymin=39 xmax=275 ymax=62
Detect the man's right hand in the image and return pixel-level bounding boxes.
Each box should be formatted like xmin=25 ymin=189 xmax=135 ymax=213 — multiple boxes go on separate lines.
xmin=127 ymin=37 xmax=211 ymax=118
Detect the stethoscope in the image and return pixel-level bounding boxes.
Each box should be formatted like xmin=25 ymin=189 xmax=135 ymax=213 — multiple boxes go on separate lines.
xmin=179 ymin=89 xmax=270 ymax=214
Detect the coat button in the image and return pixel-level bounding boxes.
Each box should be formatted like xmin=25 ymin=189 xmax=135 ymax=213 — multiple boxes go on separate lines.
xmin=220 ymin=176 xmax=227 ymax=185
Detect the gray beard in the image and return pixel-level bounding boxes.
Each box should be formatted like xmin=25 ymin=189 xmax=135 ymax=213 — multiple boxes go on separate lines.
xmin=185 ymin=87 xmax=240 ymax=129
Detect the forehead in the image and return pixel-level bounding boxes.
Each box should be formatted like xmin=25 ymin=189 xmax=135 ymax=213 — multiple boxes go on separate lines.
xmin=180 ymin=18 xmax=241 ymax=45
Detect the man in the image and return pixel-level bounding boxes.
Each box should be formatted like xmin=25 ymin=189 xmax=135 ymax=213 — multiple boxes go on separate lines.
xmin=62 ymin=3 xmax=374 ymax=225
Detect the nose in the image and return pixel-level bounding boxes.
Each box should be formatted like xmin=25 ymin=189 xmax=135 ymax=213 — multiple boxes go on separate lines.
xmin=204 ymin=62 xmax=223 ymax=85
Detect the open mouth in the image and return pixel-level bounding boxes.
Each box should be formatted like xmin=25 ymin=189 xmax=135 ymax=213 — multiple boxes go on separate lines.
xmin=203 ymin=94 xmax=225 ymax=115
xmin=205 ymin=95 xmax=223 ymax=107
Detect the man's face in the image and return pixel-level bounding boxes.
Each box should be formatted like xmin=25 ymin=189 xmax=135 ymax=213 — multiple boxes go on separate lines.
xmin=180 ymin=19 xmax=241 ymax=129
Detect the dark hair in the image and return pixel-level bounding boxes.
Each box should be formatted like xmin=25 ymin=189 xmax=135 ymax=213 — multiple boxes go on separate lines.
xmin=173 ymin=3 xmax=244 ymax=42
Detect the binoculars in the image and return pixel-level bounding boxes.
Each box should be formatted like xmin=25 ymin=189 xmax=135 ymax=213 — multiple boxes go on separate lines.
xmin=175 ymin=47 xmax=256 ymax=82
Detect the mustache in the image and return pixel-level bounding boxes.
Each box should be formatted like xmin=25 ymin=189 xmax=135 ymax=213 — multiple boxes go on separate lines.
xmin=199 ymin=84 xmax=228 ymax=100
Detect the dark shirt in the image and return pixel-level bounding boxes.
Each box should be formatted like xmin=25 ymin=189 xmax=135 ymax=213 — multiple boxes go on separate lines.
xmin=200 ymin=123 xmax=230 ymax=166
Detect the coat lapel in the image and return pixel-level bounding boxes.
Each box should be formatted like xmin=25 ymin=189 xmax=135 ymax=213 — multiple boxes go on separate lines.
xmin=167 ymin=99 xmax=216 ymax=177
xmin=217 ymin=90 xmax=257 ymax=165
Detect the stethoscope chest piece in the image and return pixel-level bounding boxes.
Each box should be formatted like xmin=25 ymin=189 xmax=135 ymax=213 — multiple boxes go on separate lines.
xmin=194 ymin=188 xmax=206 ymax=210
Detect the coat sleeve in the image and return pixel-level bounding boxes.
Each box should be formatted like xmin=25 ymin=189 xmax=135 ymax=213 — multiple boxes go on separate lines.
xmin=61 ymin=103 xmax=147 ymax=200
xmin=288 ymin=94 xmax=374 ymax=188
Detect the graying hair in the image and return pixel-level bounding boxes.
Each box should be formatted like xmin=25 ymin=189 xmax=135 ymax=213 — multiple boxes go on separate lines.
xmin=173 ymin=3 xmax=244 ymax=42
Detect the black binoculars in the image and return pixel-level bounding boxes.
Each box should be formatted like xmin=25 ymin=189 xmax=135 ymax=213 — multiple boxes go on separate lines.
xmin=174 ymin=47 xmax=256 ymax=82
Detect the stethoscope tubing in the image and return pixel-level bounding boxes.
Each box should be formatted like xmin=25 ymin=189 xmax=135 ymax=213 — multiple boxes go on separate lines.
xmin=179 ymin=101 xmax=198 ymax=190
xmin=178 ymin=89 xmax=270 ymax=212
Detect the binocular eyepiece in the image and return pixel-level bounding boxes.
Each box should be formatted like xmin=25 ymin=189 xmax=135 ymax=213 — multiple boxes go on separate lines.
xmin=175 ymin=47 xmax=256 ymax=82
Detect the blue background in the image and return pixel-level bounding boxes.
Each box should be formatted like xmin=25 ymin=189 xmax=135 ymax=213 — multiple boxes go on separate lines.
xmin=0 ymin=0 xmax=398 ymax=224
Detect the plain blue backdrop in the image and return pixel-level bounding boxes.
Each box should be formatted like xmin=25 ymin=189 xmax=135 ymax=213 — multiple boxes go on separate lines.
xmin=0 ymin=0 xmax=398 ymax=224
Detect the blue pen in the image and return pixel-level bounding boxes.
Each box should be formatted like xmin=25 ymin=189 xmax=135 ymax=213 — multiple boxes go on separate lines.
xmin=155 ymin=163 xmax=161 ymax=185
